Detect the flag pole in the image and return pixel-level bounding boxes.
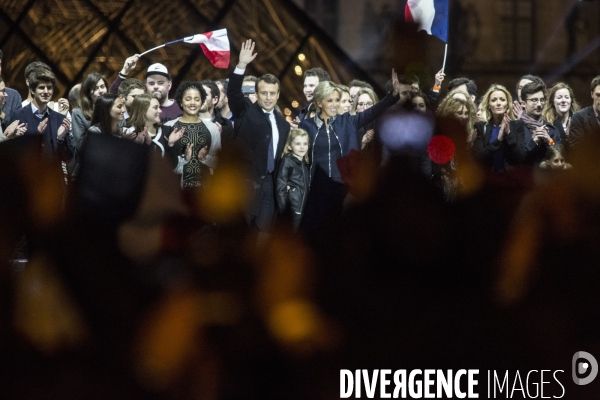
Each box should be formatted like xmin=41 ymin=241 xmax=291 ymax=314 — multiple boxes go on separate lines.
xmin=140 ymin=39 xmax=185 ymax=56
xmin=140 ymin=44 xmax=166 ymax=56
xmin=441 ymin=43 xmax=448 ymax=73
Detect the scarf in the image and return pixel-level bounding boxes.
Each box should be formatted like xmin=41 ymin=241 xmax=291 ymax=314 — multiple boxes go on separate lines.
xmin=520 ymin=112 xmax=544 ymax=131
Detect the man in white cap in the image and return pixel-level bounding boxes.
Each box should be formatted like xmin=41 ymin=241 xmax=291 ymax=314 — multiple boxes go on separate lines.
xmin=110 ymin=55 xmax=182 ymax=123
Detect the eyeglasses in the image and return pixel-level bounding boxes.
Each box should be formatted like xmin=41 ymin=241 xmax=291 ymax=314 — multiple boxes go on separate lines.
xmin=357 ymin=102 xmax=373 ymax=108
xmin=526 ymin=98 xmax=546 ymax=104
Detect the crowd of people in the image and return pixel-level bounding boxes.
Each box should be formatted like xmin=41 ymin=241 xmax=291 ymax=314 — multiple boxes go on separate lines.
xmin=2 ymin=40 xmax=596 ymax=233
xmin=1 ymin=38 xmax=600 ymax=398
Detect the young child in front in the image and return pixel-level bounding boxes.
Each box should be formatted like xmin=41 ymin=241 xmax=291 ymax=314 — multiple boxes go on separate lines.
xmin=539 ymin=144 xmax=572 ymax=170
xmin=276 ymin=128 xmax=310 ymax=229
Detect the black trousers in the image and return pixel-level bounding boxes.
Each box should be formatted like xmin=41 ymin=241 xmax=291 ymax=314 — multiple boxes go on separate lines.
xmin=250 ymin=172 xmax=276 ymax=232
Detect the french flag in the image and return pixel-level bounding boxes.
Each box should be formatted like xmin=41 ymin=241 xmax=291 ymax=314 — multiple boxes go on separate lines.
xmin=405 ymin=0 xmax=449 ymax=43
xmin=183 ymin=29 xmax=230 ymax=68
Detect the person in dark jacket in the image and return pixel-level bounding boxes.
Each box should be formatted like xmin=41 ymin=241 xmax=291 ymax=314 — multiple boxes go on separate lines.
xmin=472 ymin=84 xmax=518 ymax=171
xmin=567 ymin=75 xmax=600 ymax=149
xmin=542 ymin=83 xmax=581 ymax=147
xmin=513 ymin=82 xmax=561 ymax=165
xmin=276 ymin=128 xmax=310 ymax=229
xmin=298 ymin=71 xmax=401 ymax=236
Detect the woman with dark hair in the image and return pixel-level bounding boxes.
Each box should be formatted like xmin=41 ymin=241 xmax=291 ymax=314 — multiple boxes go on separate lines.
xmin=72 ymin=72 xmax=108 ymax=150
xmin=87 ymin=94 xmax=126 ymax=137
xmin=124 ymin=94 xmax=181 ymax=166
xmin=410 ymin=90 xmax=432 ymax=114
xmin=72 ymin=94 xmax=125 ymax=179
xmin=165 ymin=81 xmax=212 ymax=189
xmin=542 ymin=82 xmax=581 ymax=145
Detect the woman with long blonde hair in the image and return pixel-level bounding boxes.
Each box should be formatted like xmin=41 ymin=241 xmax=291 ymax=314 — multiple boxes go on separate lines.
xmin=472 ymin=84 xmax=518 ymax=171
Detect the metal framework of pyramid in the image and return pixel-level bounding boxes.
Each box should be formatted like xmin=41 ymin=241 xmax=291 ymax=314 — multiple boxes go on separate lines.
xmin=0 ymin=0 xmax=374 ymax=119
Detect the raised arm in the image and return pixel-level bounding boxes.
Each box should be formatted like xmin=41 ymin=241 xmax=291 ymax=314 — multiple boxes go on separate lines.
xmin=110 ymin=54 xmax=140 ymax=94
xmin=227 ymin=40 xmax=258 ymax=118
xmin=352 ymin=69 xmax=401 ymax=129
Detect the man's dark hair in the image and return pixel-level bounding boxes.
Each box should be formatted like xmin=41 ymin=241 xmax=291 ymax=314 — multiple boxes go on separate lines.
xmin=521 ymin=82 xmax=545 ymax=101
xmin=448 ymin=77 xmax=477 ymax=98
xmin=29 ymin=70 xmax=56 ymax=91
xmin=118 ymin=78 xmax=145 ymax=98
xmin=174 ymin=81 xmax=206 ymax=109
xmin=591 ymin=75 xmax=600 ymax=93
xmin=407 ymin=74 xmax=420 ymax=85
xmin=198 ymin=79 xmax=220 ymax=103
xmin=24 ymin=61 xmax=51 ymax=82
xmin=385 ymin=75 xmax=416 ymax=93
xmin=516 ymin=75 xmax=545 ymax=96
xmin=348 ymin=79 xmax=373 ymax=90
xmin=216 ymin=78 xmax=228 ymax=93
xmin=256 ymin=74 xmax=280 ymax=92
xmin=91 ymin=94 xmax=121 ymax=135
xmin=68 ymin=84 xmax=81 ymax=111
xmin=304 ymin=67 xmax=331 ymax=82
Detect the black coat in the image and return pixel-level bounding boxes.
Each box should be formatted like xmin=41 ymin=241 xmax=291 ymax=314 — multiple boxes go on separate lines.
xmin=275 ymin=154 xmax=310 ymax=217
xmin=227 ymin=70 xmax=290 ymax=181
xmin=512 ymin=119 xmax=561 ymax=165
xmin=471 ymin=120 xmax=519 ymax=169
xmin=9 ymin=103 xmax=73 ymax=162
xmin=568 ymin=106 xmax=600 ymax=148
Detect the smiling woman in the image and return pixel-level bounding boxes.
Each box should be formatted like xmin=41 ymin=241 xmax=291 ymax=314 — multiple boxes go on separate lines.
xmin=167 ymin=82 xmax=212 ymax=189
xmin=298 ymin=70 xmax=401 ymax=235
xmin=542 ymin=83 xmax=581 ymax=144
xmin=123 ymin=94 xmax=177 ymax=165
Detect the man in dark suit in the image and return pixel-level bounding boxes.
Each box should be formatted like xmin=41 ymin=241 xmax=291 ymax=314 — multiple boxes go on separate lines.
xmin=227 ymin=39 xmax=290 ymax=231
xmin=512 ymin=82 xmax=561 ymax=165
xmin=569 ymin=75 xmax=600 ymax=149
xmin=9 ymin=70 xmax=73 ymax=163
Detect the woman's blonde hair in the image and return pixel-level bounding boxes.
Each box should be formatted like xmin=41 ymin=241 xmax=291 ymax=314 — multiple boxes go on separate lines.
xmin=542 ymin=83 xmax=581 ymax=123
xmin=282 ymin=128 xmax=310 ymax=162
xmin=436 ymin=96 xmax=477 ymax=142
xmin=312 ymin=81 xmax=341 ymax=114
xmin=479 ymin=84 xmax=515 ymax=122
xmin=350 ymin=87 xmax=379 ymax=114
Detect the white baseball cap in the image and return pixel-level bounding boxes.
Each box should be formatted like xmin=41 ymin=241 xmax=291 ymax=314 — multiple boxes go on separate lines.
xmin=146 ymin=63 xmax=170 ymax=80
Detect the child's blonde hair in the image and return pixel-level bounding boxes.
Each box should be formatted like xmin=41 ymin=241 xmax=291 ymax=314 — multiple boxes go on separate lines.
xmin=283 ymin=128 xmax=310 ymax=163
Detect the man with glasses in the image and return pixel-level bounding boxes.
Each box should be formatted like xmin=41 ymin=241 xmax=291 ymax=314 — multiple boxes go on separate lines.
xmin=513 ymin=82 xmax=560 ymax=164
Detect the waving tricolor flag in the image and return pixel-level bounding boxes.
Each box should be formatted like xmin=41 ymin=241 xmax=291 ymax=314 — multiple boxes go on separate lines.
xmin=405 ymin=0 xmax=449 ymax=43
xmin=140 ymin=29 xmax=230 ymax=68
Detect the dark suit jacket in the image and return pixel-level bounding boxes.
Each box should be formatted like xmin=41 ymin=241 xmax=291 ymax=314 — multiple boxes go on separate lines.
xmin=9 ymin=103 xmax=73 ymax=162
xmin=568 ymin=106 xmax=600 ymax=148
xmin=472 ymin=120 xmax=519 ymax=169
xmin=1 ymin=87 xmax=22 ymax=129
xmin=227 ymin=70 xmax=290 ymax=181
xmin=512 ymin=119 xmax=561 ymax=165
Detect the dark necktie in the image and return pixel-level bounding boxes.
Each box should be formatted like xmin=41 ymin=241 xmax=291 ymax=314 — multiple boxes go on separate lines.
xmin=266 ymin=113 xmax=275 ymax=173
